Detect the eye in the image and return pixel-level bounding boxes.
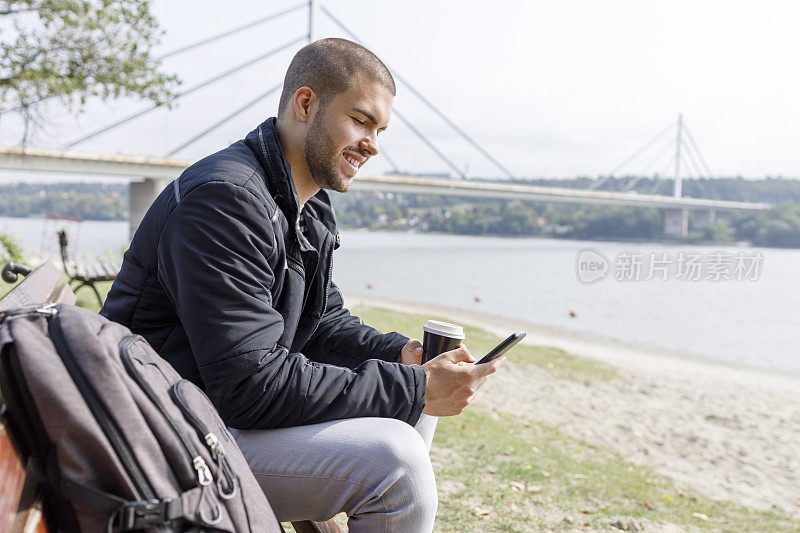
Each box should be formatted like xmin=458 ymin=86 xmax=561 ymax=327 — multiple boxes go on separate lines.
xmin=351 ymin=117 xmax=365 ymax=126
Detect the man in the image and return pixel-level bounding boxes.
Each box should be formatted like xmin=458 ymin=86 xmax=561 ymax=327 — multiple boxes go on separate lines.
xmin=101 ymin=38 xmax=504 ymax=531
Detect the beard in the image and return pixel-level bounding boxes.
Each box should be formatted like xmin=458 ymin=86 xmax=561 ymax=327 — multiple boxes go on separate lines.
xmin=304 ymin=108 xmax=353 ymax=193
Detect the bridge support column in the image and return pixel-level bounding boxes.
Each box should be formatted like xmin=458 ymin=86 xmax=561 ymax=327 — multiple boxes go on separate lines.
xmin=691 ymin=208 xmax=716 ymax=230
xmin=663 ymin=208 xmax=689 ymax=238
xmin=129 ymin=178 xmax=169 ymax=239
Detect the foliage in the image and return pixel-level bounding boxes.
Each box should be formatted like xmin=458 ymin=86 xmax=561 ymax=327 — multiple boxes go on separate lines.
xmin=732 ymin=204 xmax=800 ymax=248
xmin=530 ymin=175 xmax=800 ymax=204
xmin=331 ymin=177 xmax=800 ymax=247
xmin=0 ymin=230 xmax=23 ymax=263
xmin=702 ymin=221 xmax=733 ymax=243
xmin=0 ymin=0 xmax=179 ymax=123
xmin=0 ymin=182 xmax=127 ymax=219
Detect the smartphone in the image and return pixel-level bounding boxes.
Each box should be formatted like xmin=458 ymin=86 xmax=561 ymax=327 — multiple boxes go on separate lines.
xmin=476 ymin=332 xmax=526 ymax=364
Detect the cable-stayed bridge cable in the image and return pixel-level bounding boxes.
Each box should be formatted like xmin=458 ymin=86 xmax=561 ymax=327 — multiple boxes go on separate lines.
xmin=621 ymin=139 xmax=672 ymax=192
xmin=166 ymin=82 xmax=282 ymax=157
xmin=320 ymin=5 xmax=513 ymax=180
xmin=683 ymin=124 xmax=713 ymax=177
xmin=637 ymin=137 xmax=675 ymax=176
xmin=681 ymin=137 xmax=705 ymax=179
xmin=620 ymin=176 xmax=641 ymax=192
xmin=392 ymin=107 xmax=466 ymax=179
xmin=591 ymin=121 xmax=676 ymax=190
xmin=65 ymin=35 xmax=305 ymax=148
xmin=158 ymin=3 xmax=306 ymax=60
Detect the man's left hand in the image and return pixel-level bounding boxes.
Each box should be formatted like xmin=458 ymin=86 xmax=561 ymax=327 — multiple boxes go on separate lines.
xmin=398 ymin=339 xmax=424 ymax=365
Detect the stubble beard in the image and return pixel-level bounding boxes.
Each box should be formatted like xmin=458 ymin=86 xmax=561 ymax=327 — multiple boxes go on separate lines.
xmin=304 ymin=107 xmax=351 ymax=193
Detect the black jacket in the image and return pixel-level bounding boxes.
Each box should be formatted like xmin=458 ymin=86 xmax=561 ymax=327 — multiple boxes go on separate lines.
xmin=101 ymin=118 xmax=426 ymax=430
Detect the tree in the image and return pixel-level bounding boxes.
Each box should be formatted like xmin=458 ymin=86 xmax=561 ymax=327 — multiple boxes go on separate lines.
xmin=0 ymin=0 xmax=179 ymax=139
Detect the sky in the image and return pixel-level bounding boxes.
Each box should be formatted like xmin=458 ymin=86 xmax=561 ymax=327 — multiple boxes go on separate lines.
xmin=1 ymin=0 xmax=798 ymax=180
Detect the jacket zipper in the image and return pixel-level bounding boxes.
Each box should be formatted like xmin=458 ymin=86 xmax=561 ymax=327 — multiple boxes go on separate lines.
xmin=119 ymin=335 xmax=213 ymax=489
xmin=50 ymin=316 xmax=156 ymax=501
xmin=170 ymin=379 xmax=239 ymax=499
xmin=310 ymin=236 xmax=335 ymax=337
xmin=286 ymin=255 xmax=304 ymax=276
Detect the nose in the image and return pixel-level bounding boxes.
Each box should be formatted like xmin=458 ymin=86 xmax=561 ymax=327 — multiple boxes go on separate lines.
xmin=359 ymin=131 xmax=380 ymax=157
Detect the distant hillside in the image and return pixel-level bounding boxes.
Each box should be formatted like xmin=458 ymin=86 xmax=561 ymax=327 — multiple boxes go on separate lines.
xmin=505 ymin=176 xmax=800 ymax=204
xmin=2 ymin=178 xmax=799 ymax=247
xmin=0 ymin=182 xmax=128 ymax=220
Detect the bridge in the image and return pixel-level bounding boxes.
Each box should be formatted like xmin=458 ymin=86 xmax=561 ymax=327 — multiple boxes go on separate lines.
xmin=0 ymin=1 xmax=771 ymax=239
xmin=0 ymin=145 xmax=768 ymax=238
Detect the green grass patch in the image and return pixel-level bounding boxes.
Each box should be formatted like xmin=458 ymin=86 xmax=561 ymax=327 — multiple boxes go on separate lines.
xmin=355 ymin=305 xmax=796 ymax=531
xmin=354 ymin=305 xmax=616 ymax=384
xmin=431 ymin=405 xmax=797 ymax=532
xmin=72 ymin=279 xmax=113 ymax=313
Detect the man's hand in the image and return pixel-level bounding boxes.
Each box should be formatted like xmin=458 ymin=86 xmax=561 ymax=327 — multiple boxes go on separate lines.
xmin=421 ymin=344 xmax=505 ymax=416
xmin=398 ymin=338 xmax=424 ymax=365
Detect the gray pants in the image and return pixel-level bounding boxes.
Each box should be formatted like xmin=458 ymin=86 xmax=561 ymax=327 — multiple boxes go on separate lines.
xmin=229 ymin=415 xmax=439 ymax=532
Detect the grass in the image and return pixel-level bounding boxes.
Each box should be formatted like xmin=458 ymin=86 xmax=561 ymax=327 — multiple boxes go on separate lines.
xmin=430 ymin=406 xmax=797 ymax=532
xmin=5 ymin=273 xmax=797 ymax=531
xmin=354 ymin=306 xmax=798 ymax=532
xmin=72 ymin=279 xmax=113 ymax=313
xmin=352 ymin=305 xmax=617 ymax=384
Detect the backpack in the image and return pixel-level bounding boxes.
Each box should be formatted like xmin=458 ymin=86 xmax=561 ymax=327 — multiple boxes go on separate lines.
xmin=0 ymin=302 xmax=281 ymax=532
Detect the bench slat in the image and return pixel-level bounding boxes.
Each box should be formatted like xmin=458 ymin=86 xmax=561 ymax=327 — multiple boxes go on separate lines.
xmin=75 ymin=261 xmax=86 ymax=280
xmin=101 ymin=261 xmax=118 ymax=280
xmin=47 ymin=284 xmax=76 ymax=306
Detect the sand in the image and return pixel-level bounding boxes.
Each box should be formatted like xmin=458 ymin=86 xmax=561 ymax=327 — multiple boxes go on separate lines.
xmin=345 ymin=293 xmax=800 ymax=518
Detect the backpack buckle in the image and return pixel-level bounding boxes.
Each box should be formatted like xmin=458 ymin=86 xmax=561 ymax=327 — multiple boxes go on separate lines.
xmin=110 ymin=497 xmax=180 ymax=531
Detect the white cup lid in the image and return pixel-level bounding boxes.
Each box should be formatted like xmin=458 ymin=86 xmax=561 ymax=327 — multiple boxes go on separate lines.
xmin=422 ymin=320 xmax=464 ymax=339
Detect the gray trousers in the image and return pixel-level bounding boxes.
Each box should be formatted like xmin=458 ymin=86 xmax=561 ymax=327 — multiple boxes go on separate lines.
xmin=229 ymin=415 xmax=439 ymax=532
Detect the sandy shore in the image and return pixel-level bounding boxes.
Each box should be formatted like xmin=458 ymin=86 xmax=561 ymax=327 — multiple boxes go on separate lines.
xmin=345 ymin=293 xmax=800 ymax=517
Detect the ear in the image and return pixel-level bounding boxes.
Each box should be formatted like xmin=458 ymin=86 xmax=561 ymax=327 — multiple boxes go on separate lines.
xmin=292 ymin=86 xmax=317 ymax=124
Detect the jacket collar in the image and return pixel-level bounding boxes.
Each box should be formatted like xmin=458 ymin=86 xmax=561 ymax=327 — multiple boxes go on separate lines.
xmin=244 ymin=117 xmax=301 ymax=224
xmin=244 ymin=117 xmax=339 ymax=253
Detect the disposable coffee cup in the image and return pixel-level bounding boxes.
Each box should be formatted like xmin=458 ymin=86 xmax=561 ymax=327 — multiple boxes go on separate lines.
xmin=422 ymin=320 xmax=465 ymax=363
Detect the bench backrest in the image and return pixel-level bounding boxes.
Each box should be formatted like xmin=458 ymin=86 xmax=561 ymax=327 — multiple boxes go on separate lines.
xmin=0 ymin=262 xmax=74 ymax=312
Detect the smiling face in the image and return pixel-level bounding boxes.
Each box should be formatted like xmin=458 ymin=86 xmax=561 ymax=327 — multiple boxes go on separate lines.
xmin=304 ymin=75 xmax=393 ymax=193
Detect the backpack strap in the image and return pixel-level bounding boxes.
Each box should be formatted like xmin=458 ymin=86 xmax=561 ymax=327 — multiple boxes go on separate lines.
xmin=61 ymin=479 xmax=183 ymax=532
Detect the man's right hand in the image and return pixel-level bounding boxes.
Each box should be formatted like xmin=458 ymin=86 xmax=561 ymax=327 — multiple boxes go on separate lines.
xmin=420 ymin=344 xmax=505 ymax=416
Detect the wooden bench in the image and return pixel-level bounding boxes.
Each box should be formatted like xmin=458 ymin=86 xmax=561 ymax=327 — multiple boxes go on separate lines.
xmin=0 ymin=261 xmax=341 ymax=533
xmin=57 ymin=230 xmax=118 ymax=307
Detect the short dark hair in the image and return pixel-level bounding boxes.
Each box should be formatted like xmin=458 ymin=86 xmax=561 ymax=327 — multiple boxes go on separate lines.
xmin=277 ymin=38 xmax=396 ymax=117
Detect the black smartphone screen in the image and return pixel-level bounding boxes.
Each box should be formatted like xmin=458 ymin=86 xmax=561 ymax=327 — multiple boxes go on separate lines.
xmin=476 ymin=332 xmax=526 ymax=364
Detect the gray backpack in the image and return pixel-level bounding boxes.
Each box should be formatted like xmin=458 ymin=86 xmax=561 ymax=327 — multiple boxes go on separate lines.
xmin=0 ymin=302 xmax=281 ymax=532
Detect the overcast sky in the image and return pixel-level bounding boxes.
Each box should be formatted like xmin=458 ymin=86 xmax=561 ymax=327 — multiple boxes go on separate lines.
xmin=3 ymin=0 xmax=798 ymax=180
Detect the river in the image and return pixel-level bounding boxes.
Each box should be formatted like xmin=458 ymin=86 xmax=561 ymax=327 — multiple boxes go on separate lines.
xmin=2 ymin=216 xmax=798 ymax=375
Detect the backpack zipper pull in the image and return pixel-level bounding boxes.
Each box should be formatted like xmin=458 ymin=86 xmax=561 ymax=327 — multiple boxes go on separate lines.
xmin=205 ymin=433 xmax=239 ymax=499
xmin=0 ymin=303 xmax=58 ymax=323
xmin=204 ymin=433 xmax=224 ymax=460
xmin=193 ymin=456 xmax=213 ymax=486
xmin=35 ymin=303 xmax=58 ymax=316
